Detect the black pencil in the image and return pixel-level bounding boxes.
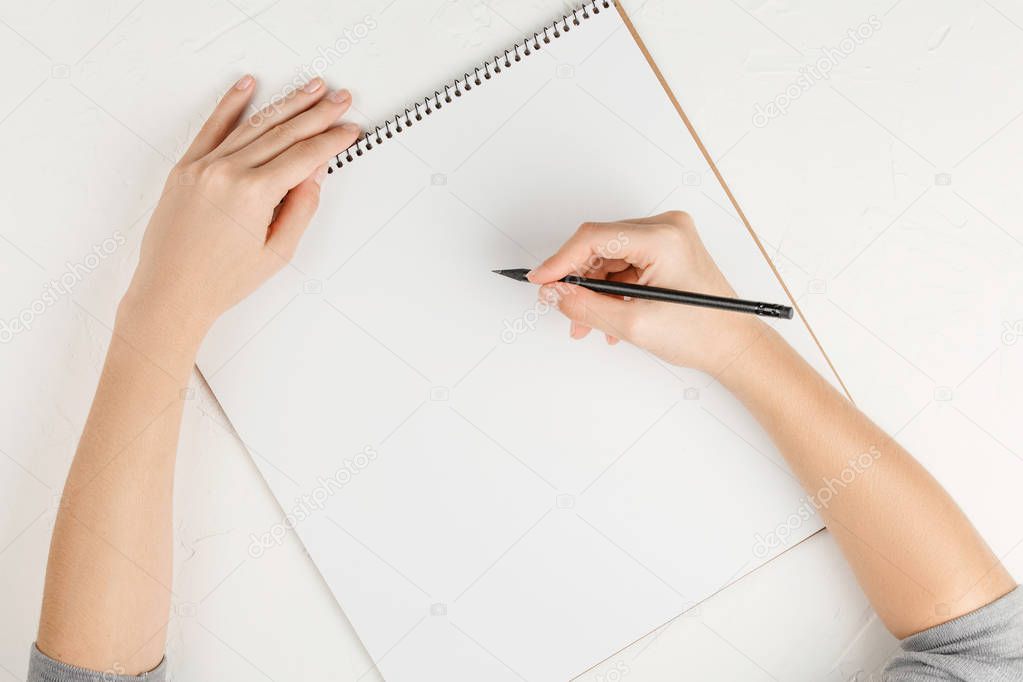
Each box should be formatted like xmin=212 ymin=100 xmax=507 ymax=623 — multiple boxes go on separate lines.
xmin=492 ymin=269 xmax=794 ymax=320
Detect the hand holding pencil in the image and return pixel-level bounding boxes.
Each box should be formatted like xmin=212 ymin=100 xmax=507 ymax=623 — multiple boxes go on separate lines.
xmin=516 ymin=211 xmax=777 ymax=375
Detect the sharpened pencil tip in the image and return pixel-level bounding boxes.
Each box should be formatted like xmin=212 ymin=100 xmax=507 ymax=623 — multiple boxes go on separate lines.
xmin=492 ymin=268 xmax=531 ymax=282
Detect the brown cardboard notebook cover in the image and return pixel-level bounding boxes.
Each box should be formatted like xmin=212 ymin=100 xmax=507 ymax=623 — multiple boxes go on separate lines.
xmin=616 ymin=2 xmax=851 ymax=402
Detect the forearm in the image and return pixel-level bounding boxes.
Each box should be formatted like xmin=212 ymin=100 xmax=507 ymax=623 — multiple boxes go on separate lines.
xmin=719 ymin=322 xmax=1015 ymax=638
xmin=32 ymin=73 xmax=355 ymax=676
xmin=37 ymin=299 xmax=203 ymax=674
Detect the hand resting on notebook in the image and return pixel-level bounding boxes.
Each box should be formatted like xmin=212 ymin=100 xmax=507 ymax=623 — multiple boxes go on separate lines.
xmin=123 ymin=74 xmax=362 ymax=343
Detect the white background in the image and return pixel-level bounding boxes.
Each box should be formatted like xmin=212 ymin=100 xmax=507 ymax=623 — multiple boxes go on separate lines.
xmin=0 ymin=0 xmax=1021 ymax=680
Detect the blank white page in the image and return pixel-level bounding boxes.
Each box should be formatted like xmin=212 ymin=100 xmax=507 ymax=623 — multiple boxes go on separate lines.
xmin=198 ymin=3 xmax=841 ymax=680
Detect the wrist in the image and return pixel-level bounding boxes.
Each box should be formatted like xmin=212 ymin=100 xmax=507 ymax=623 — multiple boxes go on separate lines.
xmin=119 ymin=281 xmax=214 ymax=337
xmin=710 ymin=319 xmax=787 ymax=392
xmin=115 ymin=289 xmax=209 ymax=375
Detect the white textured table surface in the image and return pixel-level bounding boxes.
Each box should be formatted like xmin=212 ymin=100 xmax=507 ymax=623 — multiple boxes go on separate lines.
xmin=1 ymin=1 xmax=1021 ymax=680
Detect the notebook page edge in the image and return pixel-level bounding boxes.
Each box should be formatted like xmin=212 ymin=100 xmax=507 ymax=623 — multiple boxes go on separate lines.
xmin=614 ymin=1 xmax=854 ymax=403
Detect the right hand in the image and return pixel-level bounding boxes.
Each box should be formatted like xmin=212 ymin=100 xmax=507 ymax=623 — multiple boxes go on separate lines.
xmin=528 ymin=211 xmax=769 ymax=375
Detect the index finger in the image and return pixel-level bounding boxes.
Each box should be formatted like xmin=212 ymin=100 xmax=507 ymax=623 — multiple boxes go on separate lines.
xmin=526 ymin=221 xmax=662 ymax=284
xmin=256 ymin=122 xmax=362 ymax=192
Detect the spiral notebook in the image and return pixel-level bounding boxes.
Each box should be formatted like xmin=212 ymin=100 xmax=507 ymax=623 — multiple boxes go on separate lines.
xmin=198 ymin=2 xmax=846 ymax=680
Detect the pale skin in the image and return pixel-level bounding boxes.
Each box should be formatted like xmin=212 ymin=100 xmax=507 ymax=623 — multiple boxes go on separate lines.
xmin=37 ymin=74 xmax=362 ymax=673
xmin=37 ymin=78 xmax=1015 ymax=674
xmin=528 ymin=215 xmax=1016 ymax=639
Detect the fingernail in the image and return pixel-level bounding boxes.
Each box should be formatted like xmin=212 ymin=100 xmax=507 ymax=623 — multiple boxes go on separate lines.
xmin=314 ymin=164 xmax=328 ymax=186
xmin=328 ymin=89 xmax=351 ymax=104
xmin=234 ymin=74 xmax=254 ymax=90
xmin=525 ymin=269 xmax=537 ymax=282
xmin=341 ymin=122 xmax=362 ymax=135
xmin=303 ymin=78 xmax=324 ymax=93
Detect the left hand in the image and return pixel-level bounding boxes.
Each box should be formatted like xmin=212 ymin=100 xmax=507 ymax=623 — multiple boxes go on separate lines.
xmin=122 ymin=75 xmax=361 ymax=340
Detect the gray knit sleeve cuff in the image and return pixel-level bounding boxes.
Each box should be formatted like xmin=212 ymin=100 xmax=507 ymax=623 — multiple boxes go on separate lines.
xmin=884 ymin=586 xmax=1023 ymax=680
xmin=28 ymin=646 xmax=167 ymax=682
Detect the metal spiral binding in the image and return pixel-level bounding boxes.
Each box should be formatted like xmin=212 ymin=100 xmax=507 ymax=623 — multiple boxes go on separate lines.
xmin=328 ymin=0 xmax=614 ymax=174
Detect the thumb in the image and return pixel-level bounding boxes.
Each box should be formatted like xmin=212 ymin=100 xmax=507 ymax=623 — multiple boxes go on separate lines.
xmin=264 ymin=166 xmax=325 ymax=265
xmin=541 ymin=283 xmax=637 ymax=342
